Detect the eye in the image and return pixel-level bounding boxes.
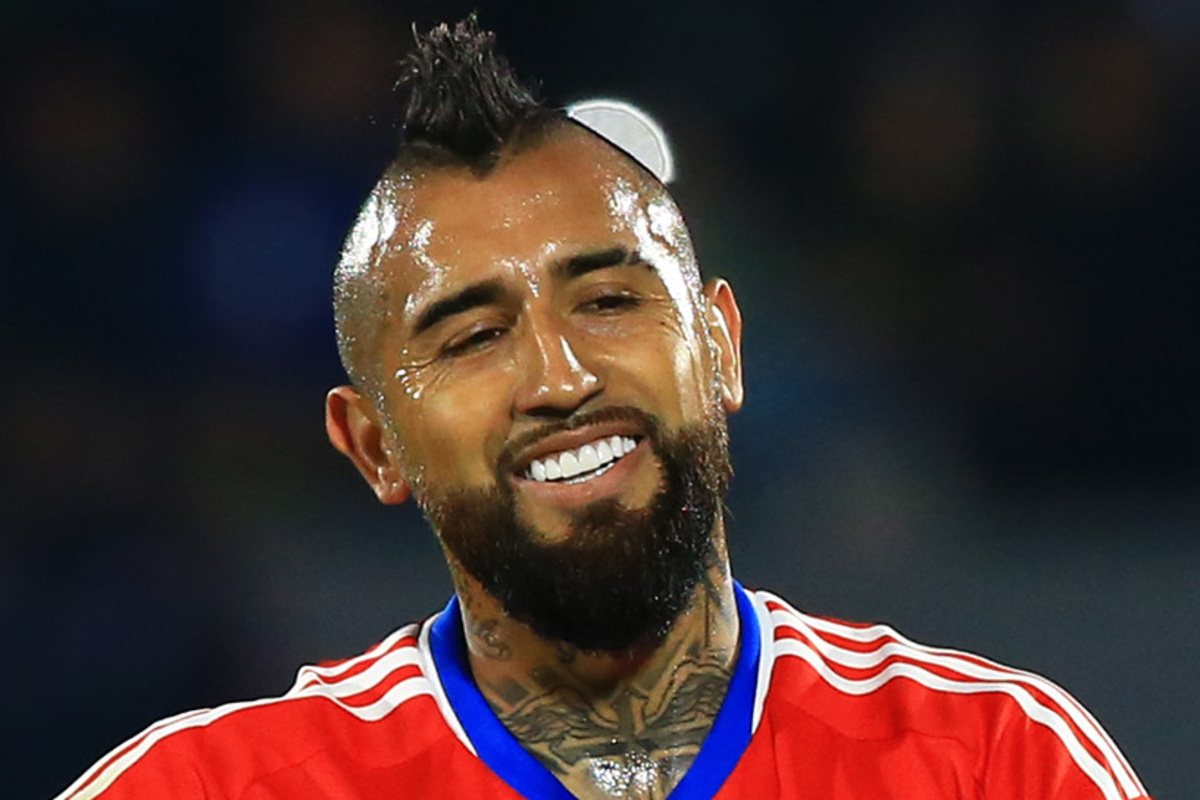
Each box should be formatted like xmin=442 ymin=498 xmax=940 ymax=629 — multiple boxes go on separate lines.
xmin=580 ymin=290 xmax=640 ymax=314
xmin=442 ymin=326 xmax=506 ymax=357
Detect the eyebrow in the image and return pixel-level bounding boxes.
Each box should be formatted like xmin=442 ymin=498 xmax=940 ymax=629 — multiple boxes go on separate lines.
xmin=552 ymin=246 xmax=643 ymax=280
xmin=411 ymin=279 xmax=505 ymax=336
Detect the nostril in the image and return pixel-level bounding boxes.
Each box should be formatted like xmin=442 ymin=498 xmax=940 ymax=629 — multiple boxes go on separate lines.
xmin=523 ymin=403 xmax=577 ymax=421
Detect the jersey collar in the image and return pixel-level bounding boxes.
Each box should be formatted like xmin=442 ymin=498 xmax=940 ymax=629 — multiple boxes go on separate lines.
xmin=428 ymin=581 xmax=762 ymax=800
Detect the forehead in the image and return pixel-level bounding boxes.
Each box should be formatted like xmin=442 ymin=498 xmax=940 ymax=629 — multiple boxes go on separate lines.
xmin=374 ymin=130 xmax=694 ymax=311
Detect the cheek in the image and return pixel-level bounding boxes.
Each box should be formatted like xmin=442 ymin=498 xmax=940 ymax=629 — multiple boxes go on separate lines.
xmin=671 ymin=337 xmax=712 ymax=416
xmin=665 ymin=331 xmax=715 ymax=420
xmin=389 ymin=360 xmax=516 ymax=485
xmin=588 ymin=317 xmax=712 ymax=419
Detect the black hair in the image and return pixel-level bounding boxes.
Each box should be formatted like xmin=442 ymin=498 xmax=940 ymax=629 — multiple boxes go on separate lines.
xmin=394 ymin=16 xmax=560 ymax=174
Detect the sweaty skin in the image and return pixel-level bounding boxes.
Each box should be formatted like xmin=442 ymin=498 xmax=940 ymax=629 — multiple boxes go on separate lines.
xmin=325 ymin=126 xmax=745 ymax=800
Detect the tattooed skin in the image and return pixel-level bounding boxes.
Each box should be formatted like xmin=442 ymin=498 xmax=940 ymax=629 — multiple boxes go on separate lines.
xmin=471 ymin=617 xmax=514 ymax=661
xmin=468 ymin=574 xmax=737 ymax=800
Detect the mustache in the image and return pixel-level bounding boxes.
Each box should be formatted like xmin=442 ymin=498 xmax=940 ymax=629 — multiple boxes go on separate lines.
xmin=496 ymin=406 xmax=662 ymax=476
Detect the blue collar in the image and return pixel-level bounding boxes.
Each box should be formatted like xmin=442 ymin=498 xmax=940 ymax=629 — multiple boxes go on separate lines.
xmin=429 ymin=582 xmax=761 ymax=800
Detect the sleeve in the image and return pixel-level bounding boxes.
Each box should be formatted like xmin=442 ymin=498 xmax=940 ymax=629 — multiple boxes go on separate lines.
xmin=980 ymin=697 xmax=1151 ymax=800
xmin=53 ymin=711 xmax=216 ymax=800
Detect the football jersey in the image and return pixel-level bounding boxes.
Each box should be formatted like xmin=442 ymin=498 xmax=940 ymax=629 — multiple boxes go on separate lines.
xmin=56 ymin=584 xmax=1150 ymax=799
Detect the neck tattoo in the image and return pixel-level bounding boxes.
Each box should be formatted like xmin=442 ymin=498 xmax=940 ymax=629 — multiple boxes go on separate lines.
xmin=470 ymin=576 xmax=737 ymax=800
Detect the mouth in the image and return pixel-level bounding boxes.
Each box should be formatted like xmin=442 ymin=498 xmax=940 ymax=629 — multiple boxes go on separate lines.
xmin=524 ymin=434 xmax=642 ymax=485
xmin=503 ymin=408 xmax=659 ymax=505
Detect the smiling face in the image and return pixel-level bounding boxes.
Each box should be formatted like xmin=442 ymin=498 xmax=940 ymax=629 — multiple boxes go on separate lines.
xmin=326 ymin=125 xmax=744 ymax=647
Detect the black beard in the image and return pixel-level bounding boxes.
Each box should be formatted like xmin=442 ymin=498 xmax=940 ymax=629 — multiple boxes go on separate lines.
xmin=421 ymin=407 xmax=732 ymax=653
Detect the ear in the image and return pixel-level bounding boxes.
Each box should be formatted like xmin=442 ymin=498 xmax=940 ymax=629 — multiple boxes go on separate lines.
xmin=702 ymin=278 xmax=744 ymax=413
xmin=325 ymin=386 xmax=411 ymax=505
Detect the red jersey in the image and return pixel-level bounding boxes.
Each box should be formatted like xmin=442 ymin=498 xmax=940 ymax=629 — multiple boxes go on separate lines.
xmin=56 ymin=586 xmax=1150 ymax=799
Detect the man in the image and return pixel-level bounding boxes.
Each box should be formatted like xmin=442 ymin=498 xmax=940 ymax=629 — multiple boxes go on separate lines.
xmin=59 ymin=18 xmax=1150 ymax=800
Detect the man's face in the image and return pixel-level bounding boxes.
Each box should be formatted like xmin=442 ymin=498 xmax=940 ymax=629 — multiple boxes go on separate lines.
xmin=332 ymin=128 xmax=743 ymax=647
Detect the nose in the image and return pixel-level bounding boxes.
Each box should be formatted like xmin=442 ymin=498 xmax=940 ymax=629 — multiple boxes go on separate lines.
xmin=512 ymin=314 xmax=601 ymax=418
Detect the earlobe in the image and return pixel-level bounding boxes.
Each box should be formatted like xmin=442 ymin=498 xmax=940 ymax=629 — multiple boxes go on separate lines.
xmin=703 ymin=278 xmax=745 ymax=413
xmin=325 ymin=386 xmax=411 ymax=505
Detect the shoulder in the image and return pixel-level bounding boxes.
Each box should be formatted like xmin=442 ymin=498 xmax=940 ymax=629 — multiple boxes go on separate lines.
xmin=744 ymin=588 xmax=1150 ymax=800
xmin=55 ymin=621 xmax=459 ymax=800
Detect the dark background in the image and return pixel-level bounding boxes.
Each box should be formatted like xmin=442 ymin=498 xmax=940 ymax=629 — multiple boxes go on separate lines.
xmin=2 ymin=1 xmax=1196 ymax=797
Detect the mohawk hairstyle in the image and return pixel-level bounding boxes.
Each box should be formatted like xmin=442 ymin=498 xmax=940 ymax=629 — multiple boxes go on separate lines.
xmin=395 ymin=16 xmax=559 ymax=174
xmin=334 ymin=17 xmax=565 ymax=397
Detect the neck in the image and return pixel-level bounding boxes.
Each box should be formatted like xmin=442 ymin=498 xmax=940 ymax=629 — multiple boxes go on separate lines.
xmin=452 ymin=558 xmax=739 ymax=800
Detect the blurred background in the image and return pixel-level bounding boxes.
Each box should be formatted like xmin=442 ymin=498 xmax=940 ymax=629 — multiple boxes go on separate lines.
xmin=1 ymin=0 xmax=1196 ymax=796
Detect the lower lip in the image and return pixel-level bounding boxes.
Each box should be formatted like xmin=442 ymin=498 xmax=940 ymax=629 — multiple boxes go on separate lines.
xmin=512 ymin=440 xmax=647 ymax=506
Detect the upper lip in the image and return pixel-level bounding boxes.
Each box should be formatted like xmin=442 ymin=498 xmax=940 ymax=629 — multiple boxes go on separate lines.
xmin=507 ymin=420 xmax=645 ymax=477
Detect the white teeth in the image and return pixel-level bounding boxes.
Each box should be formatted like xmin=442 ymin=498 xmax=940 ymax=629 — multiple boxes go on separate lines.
xmin=526 ymin=434 xmax=639 ymax=482
xmin=578 ymin=444 xmax=599 ymax=472
xmin=559 ymin=450 xmax=580 ymax=478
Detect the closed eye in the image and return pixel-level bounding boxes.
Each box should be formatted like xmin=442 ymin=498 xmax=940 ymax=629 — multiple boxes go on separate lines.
xmin=442 ymin=326 xmax=507 ymax=357
xmin=580 ymin=292 xmax=640 ymax=313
